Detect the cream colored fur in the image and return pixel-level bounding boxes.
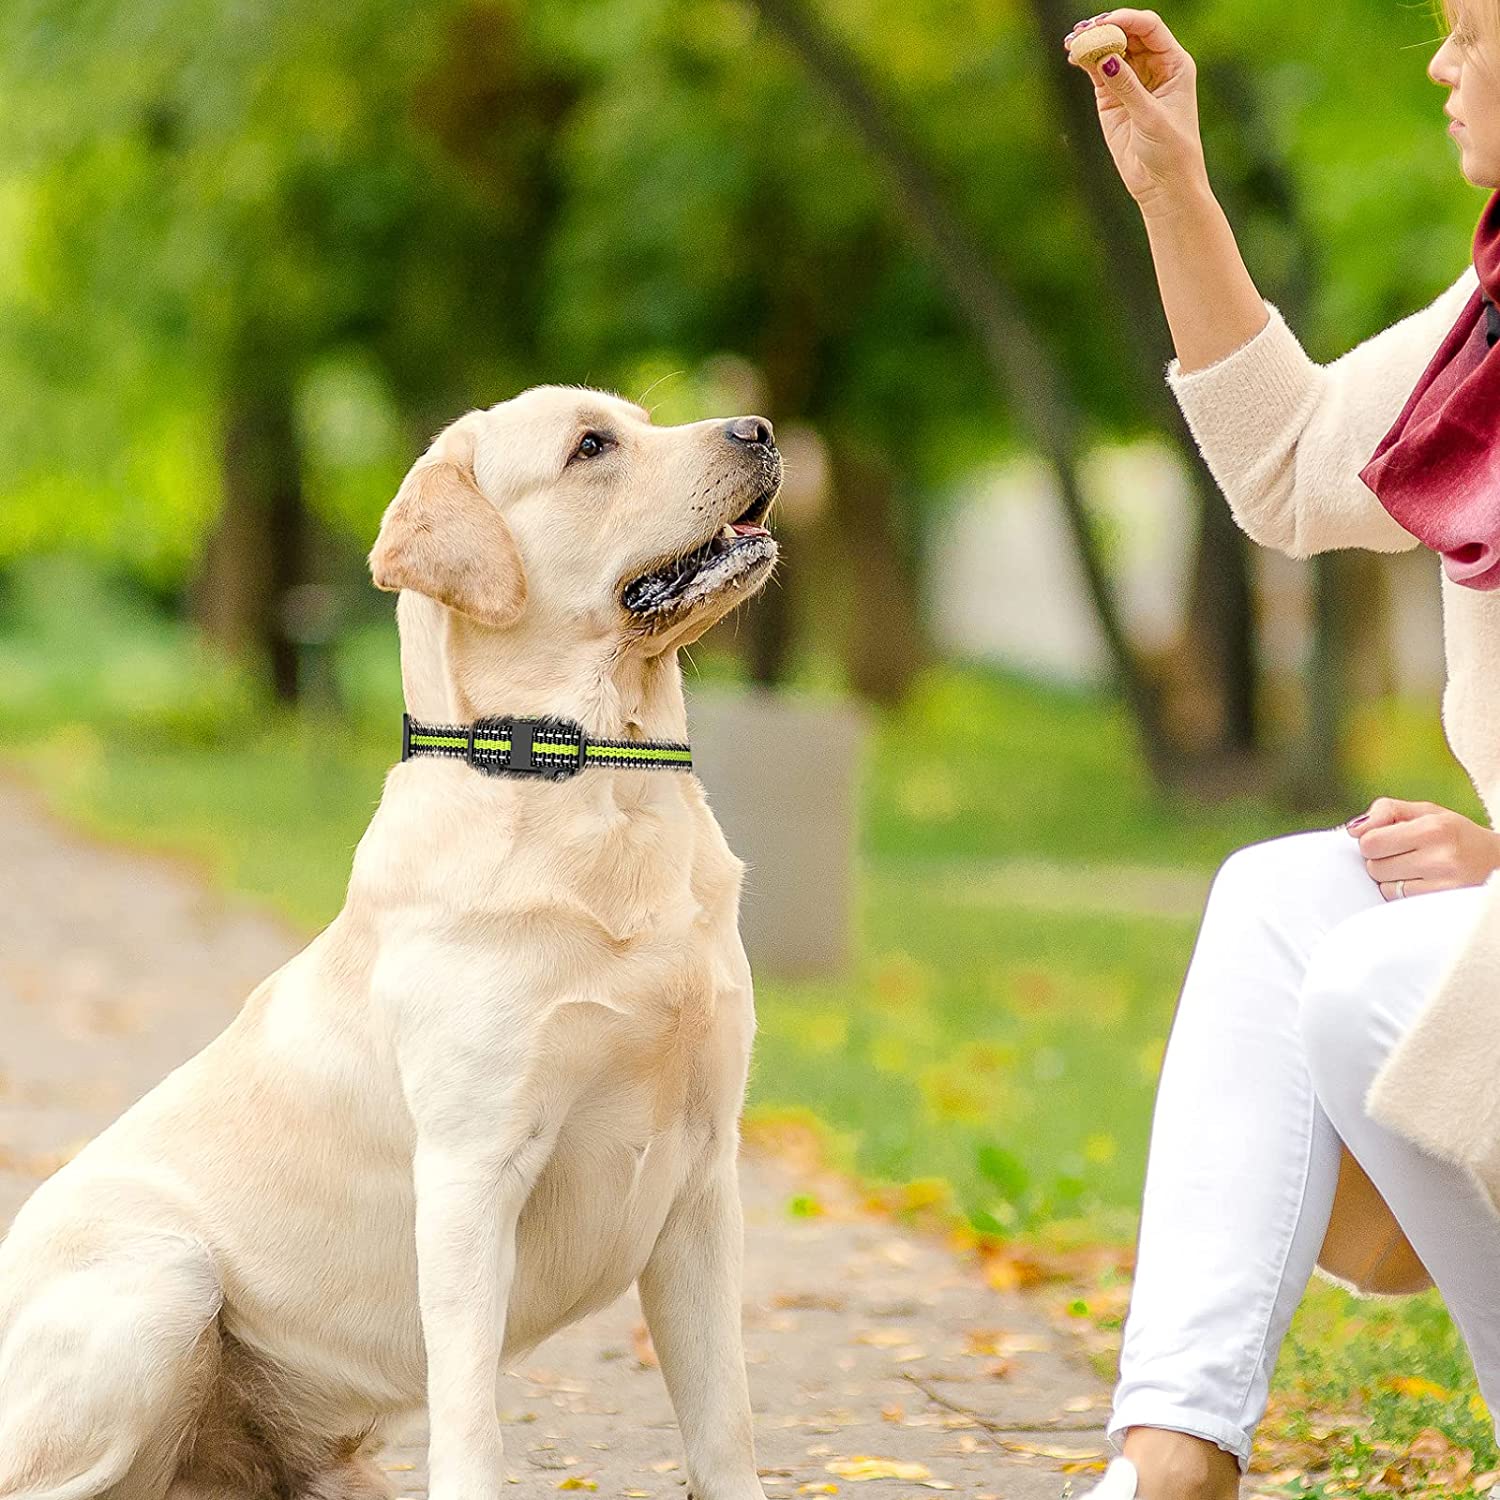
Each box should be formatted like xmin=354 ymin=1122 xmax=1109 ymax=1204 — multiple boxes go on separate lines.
xmin=0 ymin=385 xmax=782 ymax=1500
xmin=1165 ymin=263 xmax=1500 ymax=1286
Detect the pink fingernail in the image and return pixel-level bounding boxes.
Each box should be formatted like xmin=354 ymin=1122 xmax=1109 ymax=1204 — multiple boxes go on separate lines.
xmin=1102 ymin=55 xmax=1121 ymax=76
xmin=1346 ymin=814 xmax=1370 ymax=831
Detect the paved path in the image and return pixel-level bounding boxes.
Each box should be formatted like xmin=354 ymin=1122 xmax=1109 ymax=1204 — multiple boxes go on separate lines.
xmin=0 ymin=777 xmax=1113 ymax=1500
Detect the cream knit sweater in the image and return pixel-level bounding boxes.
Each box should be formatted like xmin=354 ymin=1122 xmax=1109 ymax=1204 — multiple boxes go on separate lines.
xmin=1164 ymin=259 xmax=1500 ymax=1212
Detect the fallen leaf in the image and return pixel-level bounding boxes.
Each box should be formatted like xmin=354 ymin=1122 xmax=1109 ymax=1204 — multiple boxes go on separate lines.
xmin=773 ymin=1291 xmax=846 ymax=1312
xmin=1385 ymin=1376 xmax=1454 ymax=1402
xmin=858 ymin=1329 xmax=917 ymax=1348
xmin=1001 ymin=1442 xmax=1103 ymax=1463
xmin=556 ymin=1481 xmax=597 ymax=1492
xmin=826 ymin=1458 xmax=939 ymax=1483
xmin=1410 ymin=1428 xmax=1457 ymax=1461
xmin=966 ymin=1330 xmax=1050 ymax=1358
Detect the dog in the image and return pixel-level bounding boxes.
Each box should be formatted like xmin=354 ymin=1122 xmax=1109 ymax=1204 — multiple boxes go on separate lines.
xmin=0 ymin=385 xmax=782 ymax=1500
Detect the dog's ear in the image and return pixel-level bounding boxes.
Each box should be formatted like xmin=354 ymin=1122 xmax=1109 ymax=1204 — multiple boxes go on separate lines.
xmin=369 ymin=417 xmax=528 ymax=629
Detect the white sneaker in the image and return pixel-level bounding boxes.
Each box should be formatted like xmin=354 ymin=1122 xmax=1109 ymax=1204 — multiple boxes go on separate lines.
xmin=1072 ymin=1457 xmax=1140 ymax=1498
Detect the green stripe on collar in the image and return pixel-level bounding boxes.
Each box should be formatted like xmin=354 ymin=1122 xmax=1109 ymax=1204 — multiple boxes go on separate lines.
xmin=400 ymin=713 xmax=693 ymax=781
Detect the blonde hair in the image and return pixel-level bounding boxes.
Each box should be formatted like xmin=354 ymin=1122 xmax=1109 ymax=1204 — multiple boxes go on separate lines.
xmin=1436 ymin=0 xmax=1494 ymax=46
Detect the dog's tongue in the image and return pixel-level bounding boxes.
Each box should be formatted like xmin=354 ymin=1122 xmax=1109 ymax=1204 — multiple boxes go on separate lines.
xmin=731 ymin=522 xmax=770 ymax=538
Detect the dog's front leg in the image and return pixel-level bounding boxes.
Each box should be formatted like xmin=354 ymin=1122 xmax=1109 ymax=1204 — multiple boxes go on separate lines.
xmin=413 ymin=1139 xmax=540 ymax=1499
xmin=638 ymin=1158 xmax=767 ymax=1500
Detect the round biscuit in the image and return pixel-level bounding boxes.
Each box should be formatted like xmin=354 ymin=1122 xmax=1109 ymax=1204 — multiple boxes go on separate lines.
xmin=1068 ymin=22 xmax=1128 ymax=69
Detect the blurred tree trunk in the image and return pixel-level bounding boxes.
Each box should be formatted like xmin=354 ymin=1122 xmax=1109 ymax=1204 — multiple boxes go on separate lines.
xmin=742 ymin=269 xmax=811 ymax=688
xmin=193 ymin=334 xmax=307 ymax=703
xmin=825 ymin=439 xmax=924 ymax=703
xmin=746 ymin=550 xmax=796 ymax=686
xmin=752 ymin=0 xmax=1178 ymax=784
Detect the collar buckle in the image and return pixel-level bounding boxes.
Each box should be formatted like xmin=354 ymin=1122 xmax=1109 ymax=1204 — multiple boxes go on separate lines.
xmin=467 ymin=715 xmax=587 ymax=781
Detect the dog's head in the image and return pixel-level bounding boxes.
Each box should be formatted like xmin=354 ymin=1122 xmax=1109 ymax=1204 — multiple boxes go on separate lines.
xmin=369 ymin=385 xmax=781 ymax=656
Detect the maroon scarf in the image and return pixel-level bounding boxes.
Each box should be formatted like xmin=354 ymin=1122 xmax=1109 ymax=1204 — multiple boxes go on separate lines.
xmin=1359 ymin=187 xmax=1500 ymax=588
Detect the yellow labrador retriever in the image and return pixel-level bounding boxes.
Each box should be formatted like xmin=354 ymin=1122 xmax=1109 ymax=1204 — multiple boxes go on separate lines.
xmin=0 ymin=386 xmax=781 ymax=1500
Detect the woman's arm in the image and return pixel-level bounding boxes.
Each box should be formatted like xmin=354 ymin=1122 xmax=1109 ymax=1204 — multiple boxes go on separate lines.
xmin=1139 ymin=178 xmax=1271 ymax=375
xmin=1068 ymin=7 xmax=1475 ymax=557
xmin=1155 ymin=191 xmax=1475 ymax=558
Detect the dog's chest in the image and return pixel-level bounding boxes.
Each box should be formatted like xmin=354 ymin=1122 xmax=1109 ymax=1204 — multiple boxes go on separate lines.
xmin=494 ymin=917 xmax=750 ymax=1357
xmin=496 ymin=1014 xmax=732 ymax=1359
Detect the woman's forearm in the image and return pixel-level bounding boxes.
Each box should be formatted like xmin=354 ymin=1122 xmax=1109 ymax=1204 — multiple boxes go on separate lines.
xmin=1140 ymin=180 xmax=1271 ymax=374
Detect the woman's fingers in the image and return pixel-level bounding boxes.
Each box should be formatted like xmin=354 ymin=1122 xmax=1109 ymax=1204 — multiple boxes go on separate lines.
xmin=1356 ymin=813 xmax=1440 ymax=860
xmin=1353 ymin=802 xmax=1500 ymax=891
xmin=1377 ymin=877 xmax=1450 ymax=902
xmin=1366 ymin=848 xmax=1445 ymax=884
xmin=1377 ymin=872 xmax=1467 ymax=899
xmin=1095 ymin=8 xmax=1189 ymax=55
xmin=1348 ymin=795 xmax=1439 ymax=832
xmin=1363 ymin=818 xmax=1471 ymax=889
xmin=1357 ymin=811 xmax=1455 ymax=886
xmin=1063 ymin=8 xmax=1192 ymax=104
xmin=1066 ymin=13 xmax=1112 ymax=35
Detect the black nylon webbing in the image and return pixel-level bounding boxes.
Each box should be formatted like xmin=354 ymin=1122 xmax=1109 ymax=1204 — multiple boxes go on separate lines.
xmin=400 ymin=714 xmax=693 ymax=778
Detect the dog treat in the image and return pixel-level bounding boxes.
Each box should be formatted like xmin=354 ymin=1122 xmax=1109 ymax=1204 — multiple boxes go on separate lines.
xmin=1067 ymin=22 xmax=1128 ymax=70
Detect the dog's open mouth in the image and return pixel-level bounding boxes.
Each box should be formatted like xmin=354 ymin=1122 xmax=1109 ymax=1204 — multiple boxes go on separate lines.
xmin=621 ymin=488 xmax=778 ymax=618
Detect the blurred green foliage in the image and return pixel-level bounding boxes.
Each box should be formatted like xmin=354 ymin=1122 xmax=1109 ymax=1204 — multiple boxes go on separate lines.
xmin=0 ymin=0 xmax=1486 ymax=588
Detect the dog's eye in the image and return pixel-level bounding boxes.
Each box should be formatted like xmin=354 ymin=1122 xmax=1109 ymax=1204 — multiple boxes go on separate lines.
xmin=573 ymin=431 xmax=612 ymax=462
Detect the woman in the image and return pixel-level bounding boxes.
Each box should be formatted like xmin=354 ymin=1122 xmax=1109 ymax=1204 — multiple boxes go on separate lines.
xmin=1063 ymin=5 xmax=1500 ymax=1497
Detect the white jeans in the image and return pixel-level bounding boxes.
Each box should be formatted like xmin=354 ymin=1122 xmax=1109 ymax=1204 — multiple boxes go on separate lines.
xmin=1107 ymin=827 xmax=1500 ymax=1468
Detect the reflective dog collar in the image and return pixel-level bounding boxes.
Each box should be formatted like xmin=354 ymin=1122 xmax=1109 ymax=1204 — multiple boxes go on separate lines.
xmin=400 ymin=713 xmax=693 ymax=782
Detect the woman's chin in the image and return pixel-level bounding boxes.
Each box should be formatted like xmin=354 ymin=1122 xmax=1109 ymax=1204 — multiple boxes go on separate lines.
xmin=1456 ymin=144 xmax=1500 ymax=188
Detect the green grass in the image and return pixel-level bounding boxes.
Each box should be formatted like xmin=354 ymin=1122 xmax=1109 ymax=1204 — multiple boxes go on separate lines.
xmin=755 ymin=871 xmax=1193 ymax=1235
xmin=864 ymin=666 xmax=1282 ymax=866
xmin=1 ymin=555 xmax=1495 ymax=1494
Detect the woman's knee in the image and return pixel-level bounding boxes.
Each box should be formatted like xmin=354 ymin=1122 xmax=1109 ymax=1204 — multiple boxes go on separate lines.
xmin=1206 ymin=827 xmax=1365 ymax=922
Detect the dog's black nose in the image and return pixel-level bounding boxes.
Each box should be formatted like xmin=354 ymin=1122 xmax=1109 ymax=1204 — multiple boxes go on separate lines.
xmin=725 ymin=415 xmax=775 ymax=450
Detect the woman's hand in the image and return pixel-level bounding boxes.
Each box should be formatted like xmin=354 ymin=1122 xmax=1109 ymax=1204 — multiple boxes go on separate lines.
xmin=1347 ymin=798 xmax=1500 ymax=900
xmin=1063 ymin=8 xmax=1212 ymax=216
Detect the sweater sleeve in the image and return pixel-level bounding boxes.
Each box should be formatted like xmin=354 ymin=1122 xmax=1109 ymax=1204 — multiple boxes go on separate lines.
xmin=1164 ymin=265 xmax=1480 ymax=558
